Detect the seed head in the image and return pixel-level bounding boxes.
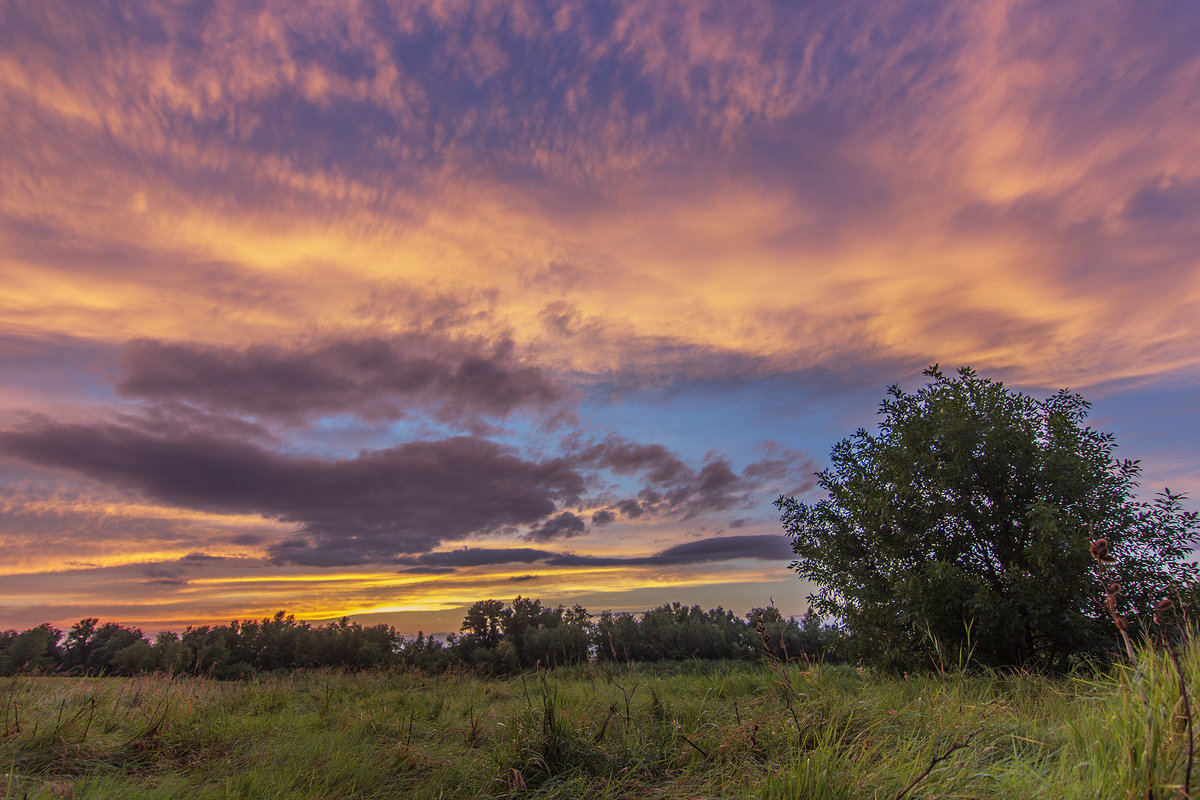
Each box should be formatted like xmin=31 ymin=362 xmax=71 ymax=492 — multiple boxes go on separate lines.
xmin=1090 ymin=538 xmax=1115 ymax=563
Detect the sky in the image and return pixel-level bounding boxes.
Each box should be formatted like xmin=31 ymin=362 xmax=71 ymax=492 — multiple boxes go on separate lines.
xmin=1 ymin=0 xmax=1198 ymax=636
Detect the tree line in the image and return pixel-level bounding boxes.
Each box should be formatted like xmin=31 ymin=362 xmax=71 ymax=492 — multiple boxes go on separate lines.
xmin=0 ymin=598 xmax=840 ymax=678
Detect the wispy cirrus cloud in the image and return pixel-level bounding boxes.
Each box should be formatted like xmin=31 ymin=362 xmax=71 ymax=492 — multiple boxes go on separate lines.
xmin=2 ymin=0 xmax=1197 ymax=387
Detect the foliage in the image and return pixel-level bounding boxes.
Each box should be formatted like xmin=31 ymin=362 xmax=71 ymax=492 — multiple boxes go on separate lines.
xmin=455 ymin=596 xmax=593 ymax=671
xmin=0 ymin=624 xmax=61 ymax=675
xmin=0 ymin=612 xmax=405 ymax=678
xmin=776 ymin=365 xmax=1200 ymax=670
xmin=0 ymin=599 xmax=840 ymax=678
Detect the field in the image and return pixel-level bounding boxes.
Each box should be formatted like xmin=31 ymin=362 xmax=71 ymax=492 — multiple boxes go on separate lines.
xmin=2 ymin=645 xmax=1196 ymax=799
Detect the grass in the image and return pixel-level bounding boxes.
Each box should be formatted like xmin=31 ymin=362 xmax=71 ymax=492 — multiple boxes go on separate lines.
xmin=1 ymin=643 xmax=1197 ymax=799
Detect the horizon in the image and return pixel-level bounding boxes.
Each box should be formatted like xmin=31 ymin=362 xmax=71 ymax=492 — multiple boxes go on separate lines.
xmin=2 ymin=0 xmax=1198 ymax=636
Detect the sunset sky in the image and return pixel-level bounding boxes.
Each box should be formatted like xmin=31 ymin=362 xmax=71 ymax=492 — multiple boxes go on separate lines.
xmin=2 ymin=0 xmax=1198 ymax=636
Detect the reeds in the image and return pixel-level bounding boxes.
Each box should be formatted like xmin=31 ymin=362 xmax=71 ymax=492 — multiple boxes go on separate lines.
xmin=1092 ymin=535 xmax=1196 ymax=798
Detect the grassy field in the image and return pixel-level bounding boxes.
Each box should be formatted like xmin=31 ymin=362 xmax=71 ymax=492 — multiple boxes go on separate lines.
xmin=1 ymin=643 xmax=1196 ymax=799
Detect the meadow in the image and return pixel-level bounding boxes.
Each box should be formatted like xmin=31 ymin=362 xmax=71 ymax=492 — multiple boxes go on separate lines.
xmin=2 ymin=641 xmax=1196 ymax=799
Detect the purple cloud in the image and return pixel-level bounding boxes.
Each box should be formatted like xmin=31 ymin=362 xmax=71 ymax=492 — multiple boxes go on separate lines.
xmin=116 ymin=335 xmax=568 ymax=429
xmin=395 ymin=534 xmax=793 ymax=571
xmin=0 ymin=418 xmax=585 ymax=565
xmin=523 ymin=511 xmax=587 ymax=542
xmin=0 ymin=412 xmax=811 ymax=567
xmin=574 ymin=436 xmax=816 ymax=521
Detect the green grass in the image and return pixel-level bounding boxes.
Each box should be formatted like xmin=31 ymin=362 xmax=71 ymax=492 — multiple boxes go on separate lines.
xmin=2 ymin=644 xmax=1197 ymax=799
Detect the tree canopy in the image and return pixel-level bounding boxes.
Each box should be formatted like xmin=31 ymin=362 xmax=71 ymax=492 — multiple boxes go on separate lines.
xmin=775 ymin=366 xmax=1199 ymax=671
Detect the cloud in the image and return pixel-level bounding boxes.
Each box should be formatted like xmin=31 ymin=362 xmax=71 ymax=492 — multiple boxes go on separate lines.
xmin=573 ymin=435 xmax=693 ymax=484
xmin=0 ymin=476 xmax=286 ymax=576
xmin=397 ymin=547 xmax=557 ymax=569
xmin=0 ymin=418 xmax=586 ymax=565
xmin=141 ymin=566 xmax=188 ymax=586
xmin=4 ymin=0 xmax=1200 ymax=392
xmin=0 ymin=404 xmax=811 ymax=567
xmin=544 ymin=534 xmax=794 ymax=568
xmin=640 ymin=534 xmax=793 ymax=565
xmin=575 ymin=436 xmax=816 ymax=520
xmin=396 ymin=534 xmax=794 ymax=571
xmin=116 ymin=334 xmax=569 ymax=428
xmin=523 ymin=511 xmax=587 ymax=542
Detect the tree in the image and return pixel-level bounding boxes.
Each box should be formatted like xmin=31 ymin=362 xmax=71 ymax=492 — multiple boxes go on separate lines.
xmin=460 ymin=599 xmax=507 ymax=649
xmin=0 ymin=624 xmax=62 ymax=675
xmin=775 ymin=366 xmax=1199 ymax=671
xmin=63 ymin=618 xmax=99 ymax=671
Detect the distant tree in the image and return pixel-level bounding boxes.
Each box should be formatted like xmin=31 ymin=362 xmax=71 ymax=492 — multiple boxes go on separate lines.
xmin=460 ymin=599 xmax=507 ymax=649
xmin=397 ymin=631 xmax=455 ymax=671
xmin=559 ymin=604 xmax=594 ymax=664
xmin=84 ymin=623 xmax=148 ymax=674
xmin=0 ymin=623 xmax=62 ymax=675
xmin=151 ymin=630 xmax=192 ymax=673
xmin=748 ymin=606 xmax=838 ymax=664
xmin=776 ymin=366 xmax=1200 ymax=671
xmin=63 ymin=618 xmax=99 ymax=671
xmin=594 ymin=610 xmax=641 ymax=662
xmin=109 ymin=638 xmax=155 ymax=674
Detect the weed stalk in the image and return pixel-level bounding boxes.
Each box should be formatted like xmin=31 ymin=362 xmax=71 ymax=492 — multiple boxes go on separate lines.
xmin=893 ymin=722 xmax=985 ymax=800
xmin=1157 ymin=599 xmax=1194 ymax=799
xmin=756 ymin=612 xmax=804 ymax=737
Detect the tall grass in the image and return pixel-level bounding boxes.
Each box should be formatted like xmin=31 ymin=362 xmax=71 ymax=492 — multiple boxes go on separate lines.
xmin=1 ymin=643 xmax=1197 ymax=799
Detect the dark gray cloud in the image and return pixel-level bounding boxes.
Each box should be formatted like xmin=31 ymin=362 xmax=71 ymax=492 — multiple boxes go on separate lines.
xmin=117 ymin=335 xmax=568 ymax=429
xmin=395 ymin=534 xmax=793 ymax=571
xmin=573 ymin=435 xmax=693 ymax=485
xmin=0 ymin=408 xmax=810 ymax=567
xmin=141 ymin=566 xmax=188 ymax=586
xmin=397 ymin=547 xmax=556 ymax=569
xmin=523 ymin=511 xmax=587 ymax=542
xmin=575 ymin=436 xmax=815 ymax=521
xmin=641 ymin=534 xmax=794 ymax=564
xmin=0 ymin=419 xmax=585 ymax=565
xmin=545 ymin=534 xmax=795 ymax=568
xmin=660 ymin=458 xmax=742 ymax=514
xmin=614 ymin=499 xmax=646 ymax=519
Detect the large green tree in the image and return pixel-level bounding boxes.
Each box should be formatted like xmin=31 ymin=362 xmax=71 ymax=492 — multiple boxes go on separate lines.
xmin=776 ymin=366 xmax=1199 ymax=670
